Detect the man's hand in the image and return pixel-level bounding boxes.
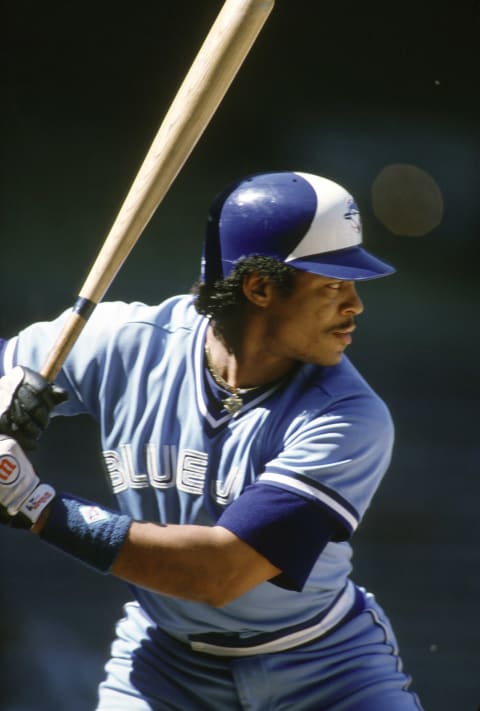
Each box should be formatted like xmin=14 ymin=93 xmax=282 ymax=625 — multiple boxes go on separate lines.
xmin=0 ymin=366 xmax=68 ymax=450
xmin=0 ymin=435 xmax=56 ymax=529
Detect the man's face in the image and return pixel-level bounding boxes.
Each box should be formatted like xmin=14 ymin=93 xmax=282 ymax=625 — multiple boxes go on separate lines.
xmin=260 ymin=270 xmax=364 ymax=367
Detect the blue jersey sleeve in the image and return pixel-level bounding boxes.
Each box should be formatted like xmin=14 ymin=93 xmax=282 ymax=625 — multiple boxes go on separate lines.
xmin=216 ymin=483 xmax=337 ymax=591
xmin=258 ymin=384 xmax=394 ymax=540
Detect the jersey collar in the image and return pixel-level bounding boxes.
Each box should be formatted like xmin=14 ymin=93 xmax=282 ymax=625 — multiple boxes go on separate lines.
xmin=192 ymin=317 xmax=286 ymax=431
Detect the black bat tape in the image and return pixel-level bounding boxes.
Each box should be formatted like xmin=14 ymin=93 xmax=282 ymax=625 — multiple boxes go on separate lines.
xmin=72 ymin=296 xmax=97 ymax=321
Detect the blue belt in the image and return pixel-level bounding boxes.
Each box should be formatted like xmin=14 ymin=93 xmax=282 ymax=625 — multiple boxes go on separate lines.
xmin=187 ymin=581 xmax=364 ymax=657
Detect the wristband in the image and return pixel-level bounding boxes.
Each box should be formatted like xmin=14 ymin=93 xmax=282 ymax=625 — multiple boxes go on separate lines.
xmin=39 ymin=493 xmax=132 ymax=573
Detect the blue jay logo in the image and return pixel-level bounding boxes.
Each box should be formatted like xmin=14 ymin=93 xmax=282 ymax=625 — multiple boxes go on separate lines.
xmin=344 ymin=198 xmax=361 ymax=233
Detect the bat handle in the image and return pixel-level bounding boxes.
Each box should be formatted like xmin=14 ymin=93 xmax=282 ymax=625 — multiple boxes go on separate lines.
xmin=39 ymin=0 xmax=275 ymax=382
xmin=40 ymin=298 xmax=95 ymax=381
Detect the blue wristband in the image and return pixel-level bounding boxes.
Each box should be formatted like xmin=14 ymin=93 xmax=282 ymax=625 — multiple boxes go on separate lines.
xmin=39 ymin=493 xmax=132 ymax=573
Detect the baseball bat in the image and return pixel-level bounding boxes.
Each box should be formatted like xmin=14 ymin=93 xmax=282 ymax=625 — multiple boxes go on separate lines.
xmin=40 ymin=0 xmax=274 ymax=382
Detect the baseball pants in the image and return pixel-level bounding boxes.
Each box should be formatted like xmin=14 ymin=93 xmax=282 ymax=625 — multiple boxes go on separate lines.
xmin=96 ymin=593 xmax=423 ymax=710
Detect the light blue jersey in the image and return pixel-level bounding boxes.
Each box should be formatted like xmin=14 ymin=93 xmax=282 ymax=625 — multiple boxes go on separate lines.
xmin=2 ymin=295 xmax=394 ymax=650
xmin=2 ymin=296 xmax=425 ymax=709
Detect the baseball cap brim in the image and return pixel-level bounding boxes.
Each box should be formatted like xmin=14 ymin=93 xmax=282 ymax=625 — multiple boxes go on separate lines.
xmin=287 ymin=245 xmax=395 ymax=281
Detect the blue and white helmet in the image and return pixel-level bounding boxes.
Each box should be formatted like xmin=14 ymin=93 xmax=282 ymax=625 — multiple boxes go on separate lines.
xmin=201 ymin=171 xmax=394 ymax=283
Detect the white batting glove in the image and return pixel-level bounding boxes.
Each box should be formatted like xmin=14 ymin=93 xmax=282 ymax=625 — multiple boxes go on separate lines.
xmin=0 ymin=435 xmax=56 ymax=527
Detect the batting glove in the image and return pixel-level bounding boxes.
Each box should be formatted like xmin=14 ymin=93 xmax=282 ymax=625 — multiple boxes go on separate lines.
xmin=0 ymin=435 xmax=56 ymax=529
xmin=0 ymin=366 xmax=68 ymax=450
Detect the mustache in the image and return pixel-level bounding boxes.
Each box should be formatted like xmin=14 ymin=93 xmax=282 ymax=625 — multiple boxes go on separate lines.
xmin=327 ymin=318 xmax=356 ymax=333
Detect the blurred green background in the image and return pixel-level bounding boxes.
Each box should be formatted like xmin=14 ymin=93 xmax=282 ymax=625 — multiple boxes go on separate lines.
xmin=1 ymin=1 xmax=479 ymax=709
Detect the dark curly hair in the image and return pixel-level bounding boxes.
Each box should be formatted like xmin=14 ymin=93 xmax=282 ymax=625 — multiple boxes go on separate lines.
xmin=191 ymin=256 xmax=297 ymax=347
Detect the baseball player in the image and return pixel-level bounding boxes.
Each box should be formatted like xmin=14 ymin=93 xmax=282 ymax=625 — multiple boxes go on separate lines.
xmin=0 ymin=171 xmax=423 ymax=710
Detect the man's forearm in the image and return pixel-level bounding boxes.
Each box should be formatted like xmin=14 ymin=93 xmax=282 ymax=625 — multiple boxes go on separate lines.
xmin=111 ymin=520 xmax=280 ymax=607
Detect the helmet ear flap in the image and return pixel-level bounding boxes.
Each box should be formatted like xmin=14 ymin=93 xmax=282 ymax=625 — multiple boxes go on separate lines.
xmin=201 ymin=179 xmax=245 ymax=284
xmin=201 ymin=219 xmax=222 ymax=285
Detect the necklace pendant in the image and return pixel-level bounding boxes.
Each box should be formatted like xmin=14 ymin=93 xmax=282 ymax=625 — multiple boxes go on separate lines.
xmin=223 ymin=392 xmax=243 ymax=415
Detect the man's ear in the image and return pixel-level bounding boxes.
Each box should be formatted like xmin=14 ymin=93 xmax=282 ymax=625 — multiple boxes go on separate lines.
xmin=242 ymin=272 xmax=273 ymax=307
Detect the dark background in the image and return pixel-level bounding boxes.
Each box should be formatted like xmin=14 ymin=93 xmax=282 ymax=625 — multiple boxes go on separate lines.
xmin=1 ymin=1 xmax=479 ymax=709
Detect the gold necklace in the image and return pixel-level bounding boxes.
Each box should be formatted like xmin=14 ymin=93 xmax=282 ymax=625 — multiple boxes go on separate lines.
xmin=204 ymin=344 xmax=259 ymax=415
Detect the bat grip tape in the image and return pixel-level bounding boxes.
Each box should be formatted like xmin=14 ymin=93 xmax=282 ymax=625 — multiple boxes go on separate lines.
xmin=39 ymin=493 xmax=132 ymax=573
xmin=73 ymin=296 xmax=97 ymax=321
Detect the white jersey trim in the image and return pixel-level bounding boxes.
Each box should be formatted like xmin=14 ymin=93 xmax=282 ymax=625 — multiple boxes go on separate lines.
xmin=193 ymin=319 xmax=233 ymax=429
xmin=194 ymin=317 xmax=286 ymax=429
xmin=259 ymin=471 xmax=358 ymax=533
xmin=189 ymin=580 xmax=357 ymax=656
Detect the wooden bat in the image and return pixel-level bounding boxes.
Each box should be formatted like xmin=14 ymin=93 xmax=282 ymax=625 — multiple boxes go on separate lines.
xmin=40 ymin=0 xmax=275 ymax=382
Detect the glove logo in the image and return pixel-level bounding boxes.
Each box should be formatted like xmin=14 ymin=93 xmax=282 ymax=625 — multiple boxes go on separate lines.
xmin=0 ymin=454 xmax=20 ymax=485
xmin=26 ymin=489 xmax=54 ymax=512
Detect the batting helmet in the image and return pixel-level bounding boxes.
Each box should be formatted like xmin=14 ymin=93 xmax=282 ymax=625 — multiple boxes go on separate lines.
xmin=201 ymin=171 xmax=394 ymax=283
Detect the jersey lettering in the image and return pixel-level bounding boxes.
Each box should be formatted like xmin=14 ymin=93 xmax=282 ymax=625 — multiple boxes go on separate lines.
xmin=146 ymin=443 xmax=176 ymax=489
xmin=120 ymin=444 xmax=149 ymax=489
xmin=103 ymin=444 xmax=178 ymax=493
xmin=103 ymin=444 xmax=241 ymax=505
xmin=177 ymin=449 xmax=209 ymax=495
xmin=103 ymin=450 xmax=129 ymax=494
xmin=213 ymin=465 xmax=242 ymax=505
